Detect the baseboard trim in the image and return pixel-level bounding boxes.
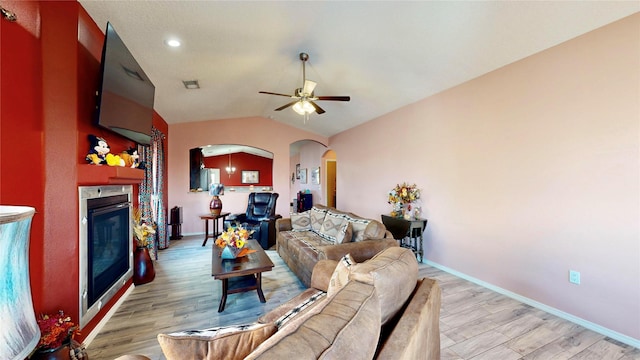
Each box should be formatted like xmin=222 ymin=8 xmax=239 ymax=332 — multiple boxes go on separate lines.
xmin=83 ymin=284 xmax=135 ymax=347
xmin=423 ymin=259 xmax=640 ymax=349
xmin=183 ymin=231 xmax=204 ymax=237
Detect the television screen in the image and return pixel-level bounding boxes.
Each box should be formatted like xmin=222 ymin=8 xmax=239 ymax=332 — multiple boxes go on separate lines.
xmin=96 ymin=22 xmax=154 ymax=145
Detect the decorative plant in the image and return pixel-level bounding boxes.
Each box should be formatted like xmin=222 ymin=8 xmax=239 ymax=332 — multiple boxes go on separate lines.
xmin=132 ymin=207 xmax=156 ymax=248
xmin=36 ymin=310 xmax=80 ymax=351
xmin=215 ymin=225 xmax=253 ymax=250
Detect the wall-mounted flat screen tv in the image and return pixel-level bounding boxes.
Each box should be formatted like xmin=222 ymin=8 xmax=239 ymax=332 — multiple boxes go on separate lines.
xmin=95 ymin=22 xmax=154 ymax=145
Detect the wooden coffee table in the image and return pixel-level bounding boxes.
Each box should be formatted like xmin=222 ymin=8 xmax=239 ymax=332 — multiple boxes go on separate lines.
xmin=211 ymin=239 xmax=274 ymax=312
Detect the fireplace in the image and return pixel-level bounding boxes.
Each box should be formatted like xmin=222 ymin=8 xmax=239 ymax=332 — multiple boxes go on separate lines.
xmin=79 ymin=185 xmax=133 ymax=327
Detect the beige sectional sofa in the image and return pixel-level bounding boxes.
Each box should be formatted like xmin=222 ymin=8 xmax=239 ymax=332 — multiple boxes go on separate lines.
xmin=276 ymin=204 xmax=398 ymax=286
xmin=154 ymin=247 xmax=441 ymax=360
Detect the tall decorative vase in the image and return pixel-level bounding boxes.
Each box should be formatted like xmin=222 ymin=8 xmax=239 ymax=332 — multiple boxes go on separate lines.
xmin=210 ymin=195 xmax=223 ymax=216
xmin=30 ymin=342 xmax=71 ymax=360
xmin=30 ymin=339 xmax=87 ymax=360
xmin=133 ymin=247 xmax=155 ymax=285
xmin=0 ymin=206 xmax=40 ymax=360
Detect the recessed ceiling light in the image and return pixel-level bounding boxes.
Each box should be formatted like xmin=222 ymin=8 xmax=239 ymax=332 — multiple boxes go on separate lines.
xmin=165 ymin=39 xmax=181 ymax=47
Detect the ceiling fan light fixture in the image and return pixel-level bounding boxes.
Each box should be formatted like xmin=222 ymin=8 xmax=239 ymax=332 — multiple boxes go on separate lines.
xmin=293 ymin=100 xmax=315 ymax=115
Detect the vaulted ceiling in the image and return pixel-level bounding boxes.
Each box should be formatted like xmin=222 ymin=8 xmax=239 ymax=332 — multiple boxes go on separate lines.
xmin=79 ymin=1 xmax=639 ymax=137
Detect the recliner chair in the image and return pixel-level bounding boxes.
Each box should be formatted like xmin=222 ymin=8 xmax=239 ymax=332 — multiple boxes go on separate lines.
xmin=225 ymin=192 xmax=281 ymax=249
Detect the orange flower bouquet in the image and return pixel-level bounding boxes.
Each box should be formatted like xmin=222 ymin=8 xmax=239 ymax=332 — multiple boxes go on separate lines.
xmin=36 ymin=310 xmax=80 ymax=351
xmin=215 ymin=225 xmax=255 ymax=259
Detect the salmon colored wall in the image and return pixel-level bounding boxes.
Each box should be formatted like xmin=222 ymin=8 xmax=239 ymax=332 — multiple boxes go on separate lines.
xmin=168 ymin=117 xmax=326 ymax=235
xmin=202 ymin=152 xmax=273 ymax=186
xmin=330 ymin=14 xmax=640 ymax=342
xmin=0 ymin=1 xmax=169 ymax=341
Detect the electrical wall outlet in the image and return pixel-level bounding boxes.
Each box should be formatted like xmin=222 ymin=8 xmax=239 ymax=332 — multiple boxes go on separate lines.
xmin=569 ymin=270 xmax=581 ymax=285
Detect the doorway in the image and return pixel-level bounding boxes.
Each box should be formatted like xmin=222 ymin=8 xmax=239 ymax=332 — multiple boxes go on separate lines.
xmin=325 ymin=159 xmax=337 ymax=208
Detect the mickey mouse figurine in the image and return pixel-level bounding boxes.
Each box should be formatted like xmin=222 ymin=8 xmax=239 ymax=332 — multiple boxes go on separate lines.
xmin=86 ymin=135 xmax=110 ymax=165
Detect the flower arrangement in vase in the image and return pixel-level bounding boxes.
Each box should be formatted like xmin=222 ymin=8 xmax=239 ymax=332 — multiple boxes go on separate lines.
xmin=132 ymin=207 xmax=156 ymax=285
xmin=132 ymin=207 xmax=156 ymax=249
xmin=388 ymin=182 xmax=421 ymax=219
xmin=33 ymin=310 xmax=80 ymax=355
xmin=215 ymin=225 xmax=254 ymax=259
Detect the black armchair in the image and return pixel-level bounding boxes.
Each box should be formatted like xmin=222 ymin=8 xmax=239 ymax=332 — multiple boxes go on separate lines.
xmin=225 ymin=192 xmax=281 ymax=249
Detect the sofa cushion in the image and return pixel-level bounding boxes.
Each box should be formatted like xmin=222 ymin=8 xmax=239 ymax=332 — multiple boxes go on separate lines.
xmin=290 ymin=211 xmax=311 ymax=230
xmin=309 ymin=206 xmax=328 ymax=232
xmin=327 ymin=253 xmax=355 ymax=297
xmin=157 ymin=323 xmax=277 ymax=360
xmin=246 ymin=281 xmax=381 ymax=360
xmin=350 ymin=247 xmax=418 ymax=325
xmin=376 ymin=278 xmax=441 ymax=360
xmin=310 ymin=259 xmax=338 ymax=291
xmin=258 ymin=288 xmax=325 ymax=325
xmin=318 ymin=211 xmax=352 ymax=244
xmin=274 ymin=290 xmax=327 ymax=328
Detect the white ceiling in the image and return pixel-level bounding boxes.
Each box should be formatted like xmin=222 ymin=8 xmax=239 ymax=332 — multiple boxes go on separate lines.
xmin=200 ymin=144 xmax=273 ymax=159
xmin=78 ymin=1 xmax=639 ymax=137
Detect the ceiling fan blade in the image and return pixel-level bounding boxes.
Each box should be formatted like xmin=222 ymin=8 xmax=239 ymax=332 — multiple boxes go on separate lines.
xmin=259 ymin=91 xmax=295 ymax=98
xmin=303 ymin=80 xmax=317 ymax=95
xmin=310 ymin=101 xmax=326 ymax=114
xmin=274 ymin=101 xmax=299 ymax=111
xmin=316 ymin=95 xmax=350 ymax=101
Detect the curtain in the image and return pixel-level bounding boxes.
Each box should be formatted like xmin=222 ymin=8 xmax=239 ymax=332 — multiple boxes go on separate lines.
xmin=140 ymin=127 xmax=168 ymax=259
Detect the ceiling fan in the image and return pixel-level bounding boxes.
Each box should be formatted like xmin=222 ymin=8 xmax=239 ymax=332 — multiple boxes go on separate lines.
xmin=259 ymin=52 xmax=350 ymax=119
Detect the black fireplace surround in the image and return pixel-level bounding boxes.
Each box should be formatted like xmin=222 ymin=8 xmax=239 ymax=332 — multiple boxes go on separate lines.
xmin=79 ymin=185 xmax=133 ymax=328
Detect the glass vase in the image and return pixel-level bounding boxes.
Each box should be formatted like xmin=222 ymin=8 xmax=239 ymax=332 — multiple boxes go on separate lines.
xmin=221 ymin=245 xmax=240 ymax=260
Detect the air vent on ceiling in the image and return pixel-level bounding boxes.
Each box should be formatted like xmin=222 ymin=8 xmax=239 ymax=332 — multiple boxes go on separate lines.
xmin=182 ymin=80 xmax=200 ymax=89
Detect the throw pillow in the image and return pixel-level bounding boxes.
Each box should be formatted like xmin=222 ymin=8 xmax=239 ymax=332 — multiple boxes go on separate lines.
xmin=335 ymin=221 xmax=353 ymax=244
xmin=345 ymin=214 xmax=387 ymax=241
xmin=157 ymin=322 xmax=277 ymax=360
xmin=319 ymin=210 xmax=350 ymax=243
xmin=327 ymin=253 xmax=355 ymax=298
xmin=290 ymin=211 xmax=311 ymax=230
xmin=309 ymin=206 xmax=328 ymax=232
xmin=344 ymin=214 xmax=371 ymax=242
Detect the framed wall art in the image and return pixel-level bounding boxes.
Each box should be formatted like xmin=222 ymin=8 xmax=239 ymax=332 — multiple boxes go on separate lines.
xmin=311 ymin=167 xmax=320 ymax=185
xmin=241 ymin=170 xmax=259 ymax=184
xmin=299 ymin=168 xmax=307 ymax=184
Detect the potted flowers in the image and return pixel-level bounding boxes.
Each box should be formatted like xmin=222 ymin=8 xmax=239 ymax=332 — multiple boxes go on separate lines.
xmin=132 ymin=207 xmax=155 ymax=285
xmin=215 ymin=225 xmax=254 ymax=259
xmin=388 ymin=182 xmax=421 ymax=219
xmin=31 ymin=310 xmax=82 ymax=359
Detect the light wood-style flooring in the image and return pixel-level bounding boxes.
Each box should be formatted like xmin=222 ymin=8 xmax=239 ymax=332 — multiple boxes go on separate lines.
xmin=86 ymin=235 xmax=639 ymax=360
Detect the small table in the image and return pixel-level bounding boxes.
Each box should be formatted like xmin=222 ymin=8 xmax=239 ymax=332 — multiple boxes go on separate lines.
xmin=405 ymin=218 xmax=428 ymax=262
xmin=211 ymin=239 xmax=274 ymax=312
xmin=200 ymin=212 xmax=230 ymax=246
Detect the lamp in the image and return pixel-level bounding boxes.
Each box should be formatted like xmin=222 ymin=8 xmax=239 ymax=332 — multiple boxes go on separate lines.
xmin=292 ymin=100 xmax=316 ymax=115
xmin=0 ymin=206 xmax=40 ymax=360
xmin=209 ymin=183 xmax=225 ymax=216
xmin=225 ymin=153 xmax=236 ymax=176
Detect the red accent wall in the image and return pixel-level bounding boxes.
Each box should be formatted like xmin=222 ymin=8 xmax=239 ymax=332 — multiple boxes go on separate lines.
xmin=202 ymin=152 xmax=273 ymax=186
xmin=0 ymin=1 xmax=169 ymax=341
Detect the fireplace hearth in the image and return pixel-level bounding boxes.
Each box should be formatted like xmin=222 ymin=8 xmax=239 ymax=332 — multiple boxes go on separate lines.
xmin=79 ymin=185 xmax=133 ymax=328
